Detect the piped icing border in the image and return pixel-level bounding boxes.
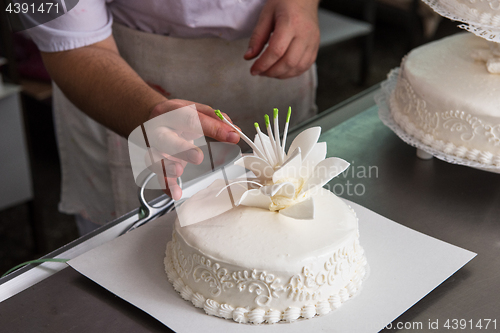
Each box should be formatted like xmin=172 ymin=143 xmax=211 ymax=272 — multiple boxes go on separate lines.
xmin=376 ymin=67 xmax=500 ymax=168
xmin=164 ymin=206 xmax=368 ymax=324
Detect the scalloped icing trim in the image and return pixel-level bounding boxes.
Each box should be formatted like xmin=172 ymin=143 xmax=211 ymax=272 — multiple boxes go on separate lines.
xmin=163 ymin=205 xmax=368 ymax=325
xmin=423 ymin=0 xmax=500 ymax=29
xmin=377 ymin=67 xmax=500 ymax=168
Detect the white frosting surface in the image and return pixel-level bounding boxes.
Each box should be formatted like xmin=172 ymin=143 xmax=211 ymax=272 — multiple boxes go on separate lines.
xmin=391 ymin=33 xmax=500 ymax=163
xmin=404 ymin=33 xmax=499 ymax=118
xmin=176 ymin=187 xmax=357 ymax=272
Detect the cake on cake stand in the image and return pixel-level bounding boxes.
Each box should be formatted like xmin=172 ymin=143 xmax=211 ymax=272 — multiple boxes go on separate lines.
xmin=376 ymin=0 xmax=500 ymax=173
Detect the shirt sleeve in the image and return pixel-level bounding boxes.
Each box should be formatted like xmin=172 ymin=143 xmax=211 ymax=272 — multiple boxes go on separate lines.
xmin=26 ymin=0 xmax=113 ymax=52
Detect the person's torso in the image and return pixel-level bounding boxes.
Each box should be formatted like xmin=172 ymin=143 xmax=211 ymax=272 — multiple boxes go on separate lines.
xmin=107 ymin=0 xmax=267 ymax=40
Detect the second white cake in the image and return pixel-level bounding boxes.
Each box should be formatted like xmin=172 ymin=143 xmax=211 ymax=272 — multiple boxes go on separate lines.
xmin=390 ymin=33 xmax=500 ymax=166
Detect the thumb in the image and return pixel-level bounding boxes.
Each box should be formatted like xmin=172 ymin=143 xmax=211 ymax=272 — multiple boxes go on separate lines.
xmin=244 ymin=9 xmax=274 ymax=60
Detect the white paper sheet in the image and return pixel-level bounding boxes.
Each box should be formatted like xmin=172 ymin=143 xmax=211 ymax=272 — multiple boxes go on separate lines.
xmin=68 ymin=200 xmax=476 ymax=332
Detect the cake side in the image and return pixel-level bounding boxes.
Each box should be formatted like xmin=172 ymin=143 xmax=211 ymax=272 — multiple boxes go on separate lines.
xmin=164 ymin=189 xmax=367 ymax=324
xmin=164 ymin=230 xmax=367 ymax=324
xmin=390 ymin=33 xmax=500 ymax=165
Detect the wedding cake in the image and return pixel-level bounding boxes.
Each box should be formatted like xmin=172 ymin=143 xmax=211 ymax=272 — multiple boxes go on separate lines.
xmin=379 ymin=0 xmax=500 ymax=167
xmin=164 ymin=109 xmax=368 ymax=324
xmin=389 ymin=33 xmax=500 ymax=166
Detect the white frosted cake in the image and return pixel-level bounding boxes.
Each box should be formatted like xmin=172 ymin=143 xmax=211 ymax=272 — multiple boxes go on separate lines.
xmin=390 ymin=33 xmax=500 ymax=166
xmin=164 ymin=111 xmax=368 ymax=324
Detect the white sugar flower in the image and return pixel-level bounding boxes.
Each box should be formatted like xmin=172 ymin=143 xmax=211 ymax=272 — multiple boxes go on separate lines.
xmin=215 ymin=108 xmax=349 ymax=220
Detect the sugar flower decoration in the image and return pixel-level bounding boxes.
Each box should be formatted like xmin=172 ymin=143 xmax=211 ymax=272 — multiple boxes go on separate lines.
xmin=214 ymin=108 xmax=349 ymax=220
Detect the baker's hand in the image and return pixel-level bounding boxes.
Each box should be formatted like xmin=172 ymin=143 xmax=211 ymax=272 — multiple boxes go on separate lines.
xmin=144 ymin=99 xmax=239 ymax=200
xmin=244 ymin=0 xmax=320 ymax=79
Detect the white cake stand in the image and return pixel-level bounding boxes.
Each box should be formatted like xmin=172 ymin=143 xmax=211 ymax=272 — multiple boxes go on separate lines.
xmin=375 ymin=69 xmax=500 ymax=174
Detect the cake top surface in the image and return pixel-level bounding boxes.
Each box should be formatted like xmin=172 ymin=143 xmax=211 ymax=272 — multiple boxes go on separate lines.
xmin=404 ymin=33 xmax=500 ymax=118
xmin=175 ymin=187 xmax=357 ymax=272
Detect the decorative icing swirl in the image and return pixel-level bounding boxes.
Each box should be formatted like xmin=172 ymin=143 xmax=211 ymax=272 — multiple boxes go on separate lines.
xmin=191 ymin=292 xmax=205 ymax=308
xmin=301 ymin=304 xmax=317 ymax=319
xmin=232 ymin=307 xmax=249 ymax=323
xmin=316 ymin=300 xmax=331 ymax=316
xmin=218 ymin=303 xmax=234 ymax=319
xmin=329 ymin=294 xmax=342 ymax=310
xmin=173 ymin=278 xmax=184 ymax=292
xmin=203 ymin=299 xmax=220 ymax=316
xmin=164 ymin=225 xmax=368 ymax=325
xmin=180 ymin=285 xmax=193 ymax=301
xmin=264 ymin=309 xmax=281 ymax=324
xmin=339 ymin=288 xmax=350 ymax=302
xmin=283 ymin=307 xmax=301 ymax=322
xmin=247 ymin=308 xmax=266 ymax=324
xmin=346 ymin=281 xmax=358 ymax=296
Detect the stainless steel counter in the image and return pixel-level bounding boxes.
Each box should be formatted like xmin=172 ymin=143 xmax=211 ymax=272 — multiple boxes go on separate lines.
xmin=1 ymin=85 xmax=499 ymax=332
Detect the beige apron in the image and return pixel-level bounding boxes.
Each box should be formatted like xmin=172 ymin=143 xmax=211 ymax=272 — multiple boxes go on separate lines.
xmin=53 ymin=23 xmax=317 ymax=225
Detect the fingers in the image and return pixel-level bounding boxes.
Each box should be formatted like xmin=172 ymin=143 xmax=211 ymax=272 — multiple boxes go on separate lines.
xmin=260 ymin=37 xmax=304 ymax=78
xmin=143 ymin=100 xmax=241 ymax=201
xmin=250 ymin=17 xmax=294 ymax=76
xmin=198 ymin=113 xmax=240 ymax=143
xmin=247 ymin=0 xmax=320 ymax=79
xmin=147 ymin=149 xmax=184 ymax=200
xmin=150 ymin=126 xmax=204 ymax=164
xmin=145 ymin=99 xmax=240 ymax=173
xmin=264 ymin=38 xmax=318 ymax=79
xmin=245 ymin=6 xmax=274 ymax=61
xmin=253 ymin=24 xmax=319 ymax=79
xmin=183 ymin=102 xmax=234 ymax=125
xmin=157 ymin=174 xmax=182 ymax=200
xmin=190 ymin=103 xmax=216 ymax=119
xmin=165 ymin=171 xmax=182 ymax=200
xmin=145 ymin=148 xmax=185 ymax=178
xmin=166 ymin=111 xmax=239 ymax=143
xmin=195 ymin=106 xmax=235 ymax=125
xmin=152 ymin=102 xmax=239 ymax=144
